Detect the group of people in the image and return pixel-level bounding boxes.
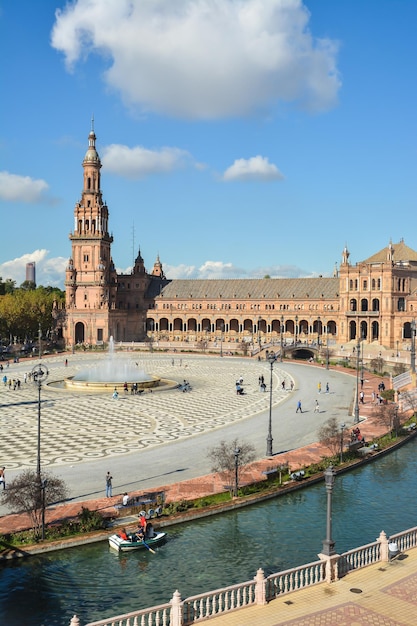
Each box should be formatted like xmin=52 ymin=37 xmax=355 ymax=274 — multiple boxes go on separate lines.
xmin=2 ymin=375 xmax=22 ymax=390
xmin=118 ymin=513 xmax=155 ymax=543
xmin=351 ymin=427 xmax=364 ymax=443
xmin=236 ymin=376 xmax=244 ymax=395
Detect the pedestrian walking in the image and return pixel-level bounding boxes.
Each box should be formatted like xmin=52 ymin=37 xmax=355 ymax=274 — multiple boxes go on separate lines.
xmin=359 ymin=390 xmax=364 ymax=404
xmin=290 ymin=380 xmax=294 ymax=391
xmin=296 ymin=400 xmax=302 ymax=413
xmin=0 ymin=467 xmax=5 ymax=490
xmin=325 ymin=382 xmax=329 ymax=393
xmin=105 ymin=471 xmax=113 ymax=497
xmin=317 ymin=382 xmax=321 ymax=393
xmin=314 ymin=400 xmax=320 ymax=413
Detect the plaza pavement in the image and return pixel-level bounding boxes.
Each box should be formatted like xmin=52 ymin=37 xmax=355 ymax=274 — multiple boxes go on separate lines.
xmin=5 ymin=352 xmax=413 ymax=626
xmin=0 ymin=351 xmax=389 ymax=533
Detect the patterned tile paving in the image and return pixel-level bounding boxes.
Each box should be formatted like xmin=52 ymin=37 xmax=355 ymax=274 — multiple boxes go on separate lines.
xmin=0 ymin=354 xmax=293 ymax=468
xmin=381 ymin=572 xmax=417 ymax=606
xmin=275 ymin=602 xmax=407 ymax=625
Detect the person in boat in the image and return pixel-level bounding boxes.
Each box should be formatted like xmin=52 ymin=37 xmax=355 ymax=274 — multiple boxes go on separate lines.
xmin=135 ymin=527 xmax=145 ymax=541
xmin=119 ymin=528 xmax=128 ymax=541
xmin=137 ymin=513 xmax=147 ymax=538
xmin=145 ymin=522 xmax=155 ymax=539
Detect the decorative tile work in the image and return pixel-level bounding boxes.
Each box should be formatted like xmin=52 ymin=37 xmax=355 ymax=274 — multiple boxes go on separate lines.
xmin=382 ymin=572 xmax=417 ymax=606
xmin=277 ymin=602 xmax=407 ymax=625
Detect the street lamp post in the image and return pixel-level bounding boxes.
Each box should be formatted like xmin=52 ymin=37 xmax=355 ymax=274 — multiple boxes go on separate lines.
xmin=41 ymin=479 xmax=48 ymax=540
xmin=354 ymin=335 xmax=361 ymax=424
xmin=266 ymin=352 xmax=277 ymax=456
xmin=32 ymin=363 xmax=49 ymax=480
xmin=220 ymin=323 xmax=224 ymax=358
xmin=258 ymin=316 xmax=261 ymax=354
xmin=393 ymin=404 xmax=399 ymax=439
xmin=411 ymin=319 xmax=416 ymax=374
xmin=326 ymin=325 xmax=330 ymax=370
xmin=340 ymin=423 xmax=345 ymax=464
xmin=317 ymin=316 xmax=321 ymax=356
xmin=280 ymin=316 xmax=284 ymax=362
xmin=294 ymin=315 xmax=298 ymax=345
xmin=32 ymin=362 xmax=49 ymax=541
xmin=321 ymin=466 xmax=336 ymax=556
xmin=233 ymin=447 xmax=240 ymax=497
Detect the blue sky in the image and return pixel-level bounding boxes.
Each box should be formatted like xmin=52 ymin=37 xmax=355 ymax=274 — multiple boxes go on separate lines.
xmin=1 ymin=0 xmax=416 ymax=288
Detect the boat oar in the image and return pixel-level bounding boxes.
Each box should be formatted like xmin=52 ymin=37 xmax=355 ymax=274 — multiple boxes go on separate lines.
xmin=142 ymin=540 xmax=156 ymax=554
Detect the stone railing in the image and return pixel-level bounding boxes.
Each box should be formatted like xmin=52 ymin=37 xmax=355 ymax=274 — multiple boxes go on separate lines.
xmin=70 ymin=526 xmax=417 ymax=626
xmin=338 ymin=539 xmax=380 ymax=578
xmin=265 ymin=559 xmax=325 ymax=601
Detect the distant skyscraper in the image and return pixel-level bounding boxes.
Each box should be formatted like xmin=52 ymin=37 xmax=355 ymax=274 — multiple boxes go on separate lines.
xmin=26 ymin=262 xmax=36 ymax=286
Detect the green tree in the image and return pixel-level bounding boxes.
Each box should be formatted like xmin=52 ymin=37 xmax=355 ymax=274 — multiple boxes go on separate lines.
xmin=0 ymin=285 xmax=65 ymax=343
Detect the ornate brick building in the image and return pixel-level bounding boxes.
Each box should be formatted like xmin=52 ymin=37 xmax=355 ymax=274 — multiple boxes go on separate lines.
xmin=64 ymin=127 xmax=417 ymax=352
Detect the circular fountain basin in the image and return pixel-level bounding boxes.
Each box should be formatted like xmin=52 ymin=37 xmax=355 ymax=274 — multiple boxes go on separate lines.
xmin=64 ymin=375 xmax=161 ymax=393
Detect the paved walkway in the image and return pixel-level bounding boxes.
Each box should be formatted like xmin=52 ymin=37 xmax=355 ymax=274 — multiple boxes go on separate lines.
xmin=205 ymin=547 xmax=417 ymax=626
xmin=3 ymin=353 xmax=412 ymax=626
xmin=0 ymin=353 xmax=389 ymax=534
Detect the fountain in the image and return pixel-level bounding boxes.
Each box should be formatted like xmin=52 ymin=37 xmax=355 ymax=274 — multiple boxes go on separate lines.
xmin=63 ymin=337 xmax=165 ymax=392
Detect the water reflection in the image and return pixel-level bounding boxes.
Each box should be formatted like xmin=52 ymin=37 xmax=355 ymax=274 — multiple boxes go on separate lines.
xmin=0 ymin=439 xmax=416 ymax=626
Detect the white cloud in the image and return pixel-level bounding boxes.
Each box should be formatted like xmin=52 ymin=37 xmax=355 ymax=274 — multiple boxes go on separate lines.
xmin=223 ymin=156 xmax=284 ymax=182
xmin=164 ymin=260 xmax=313 ymax=279
xmin=51 ymin=0 xmax=341 ymax=119
xmin=0 ymin=250 xmax=67 ymax=287
xmin=102 ymin=144 xmax=190 ymax=179
xmin=0 ymin=171 xmax=49 ymax=203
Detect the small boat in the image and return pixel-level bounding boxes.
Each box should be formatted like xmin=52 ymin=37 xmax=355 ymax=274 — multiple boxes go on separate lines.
xmin=109 ymin=531 xmax=167 ymax=552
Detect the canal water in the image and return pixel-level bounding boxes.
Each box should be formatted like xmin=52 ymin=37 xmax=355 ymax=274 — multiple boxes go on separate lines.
xmin=1 ymin=438 xmax=416 ymax=626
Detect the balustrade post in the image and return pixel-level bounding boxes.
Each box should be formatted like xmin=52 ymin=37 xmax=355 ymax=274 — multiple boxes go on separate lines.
xmin=254 ymin=568 xmax=267 ymax=605
xmin=317 ymin=553 xmax=340 ymax=583
xmin=69 ymin=616 xmax=80 ymax=626
xmin=170 ymin=589 xmax=183 ymax=626
xmin=378 ymin=530 xmax=389 ymax=562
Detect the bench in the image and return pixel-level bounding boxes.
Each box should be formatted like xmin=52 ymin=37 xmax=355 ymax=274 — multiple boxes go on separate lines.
xmin=114 ymin=491 xmax=165 ymax=516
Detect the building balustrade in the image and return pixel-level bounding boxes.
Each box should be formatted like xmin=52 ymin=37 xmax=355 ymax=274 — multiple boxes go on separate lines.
xmin=71 ymin=525 xmax=417 ymax=626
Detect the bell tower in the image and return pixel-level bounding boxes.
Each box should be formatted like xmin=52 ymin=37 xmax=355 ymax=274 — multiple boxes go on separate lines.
xmin=65 ymin=122 xmax=116 ymax=346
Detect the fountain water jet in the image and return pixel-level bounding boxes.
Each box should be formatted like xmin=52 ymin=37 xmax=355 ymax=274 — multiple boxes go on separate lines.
xmin=64 ymin=337 xmax=162 ymax=392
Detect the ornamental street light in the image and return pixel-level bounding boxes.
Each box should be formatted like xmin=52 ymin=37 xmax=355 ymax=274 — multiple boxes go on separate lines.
xmin=411 ymin=319 xmax=416 ymax=374
xmin=220 ymin=323 xmax=224 ymax=358
xmin=294 ymin=315 xmax=298 ymax=345
xmin=317 ymin=316 xmax=321 ymax=354
xmin=258 ymin=316 xmax=262 ymax=354
xmin=32 ymin=363 xmax=49 ymax=480
xmin=340 ymin=423 xmax=346 ymax=464
xmin=280 ymin=315 xmax=284 ymax=362
xmin=326 ymin=324 xmax=330 ymax=370
xmin=321 ymin=465 xmax=336 ymax=556
xmin=354 ymin=335 xmax=361 ymax=424
xmin=233 ymin=447 xmax=241 ymax=497
xmin=32 ymin=362 xmax=49 ymax=541
xmin=41 ymin=478 xmax=48 ymax=540
xmin=266 ymin=352 xmax=277 ymax=456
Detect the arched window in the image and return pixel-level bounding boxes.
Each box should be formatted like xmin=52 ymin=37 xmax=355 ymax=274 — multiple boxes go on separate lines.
xmin=350 ymin=299 xmax=357 ymax=311
xmin=372 ymin=298 xmax=380 ymax=312
xmin=361 ymin=298 xmax=368 ymax=312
